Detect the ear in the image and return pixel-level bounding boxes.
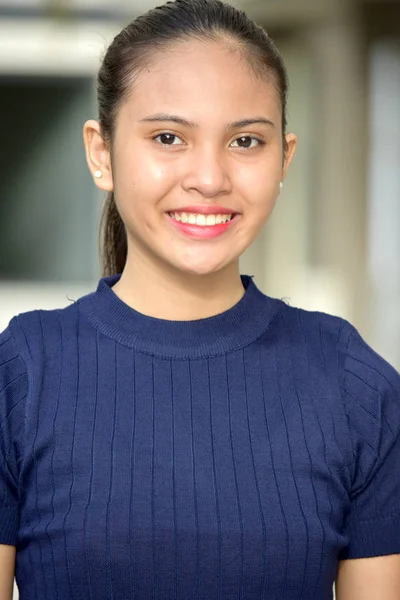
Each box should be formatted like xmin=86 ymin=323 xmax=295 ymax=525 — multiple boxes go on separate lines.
xmin=281 ymin=132 xmax=298 ymax=182
xmin=83 ymin=119 xmax=114 ymax=192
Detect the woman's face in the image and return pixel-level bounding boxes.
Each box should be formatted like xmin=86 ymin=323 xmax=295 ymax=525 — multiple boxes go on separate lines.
xmin=87 ymin=39 xmax=297 ymax=277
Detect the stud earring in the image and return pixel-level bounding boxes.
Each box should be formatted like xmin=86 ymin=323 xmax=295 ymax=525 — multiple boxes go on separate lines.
xmin=94 ymin=170 xmax=103 ymax=179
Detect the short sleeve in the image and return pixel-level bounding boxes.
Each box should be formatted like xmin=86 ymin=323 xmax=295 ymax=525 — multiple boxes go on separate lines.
xmin=338 ymin=326 xmax=400 ymax=560
xmin=0 ymin=321 xmax=27 ymax=545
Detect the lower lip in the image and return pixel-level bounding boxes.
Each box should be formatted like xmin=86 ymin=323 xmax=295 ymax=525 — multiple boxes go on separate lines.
xmin=166 ymin=213 xmax=240 ymax=239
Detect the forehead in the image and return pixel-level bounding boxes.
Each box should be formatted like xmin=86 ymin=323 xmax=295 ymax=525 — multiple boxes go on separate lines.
xmin=122 ymin=39 xmax=281 ymax=122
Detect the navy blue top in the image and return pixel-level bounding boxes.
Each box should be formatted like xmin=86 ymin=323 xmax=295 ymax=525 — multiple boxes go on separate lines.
xmin=1 ymin=274 xmax=400 ymax=600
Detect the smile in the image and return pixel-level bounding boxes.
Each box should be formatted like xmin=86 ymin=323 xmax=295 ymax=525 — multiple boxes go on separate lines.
xmin=166 ymin=212 xmax=240 ymax=239
xmin=168 ymin=212 xmax=234 ymax=226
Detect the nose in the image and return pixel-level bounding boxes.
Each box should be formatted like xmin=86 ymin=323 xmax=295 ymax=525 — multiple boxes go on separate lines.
xmin=181 ymin=144 xmax=232 ymax=198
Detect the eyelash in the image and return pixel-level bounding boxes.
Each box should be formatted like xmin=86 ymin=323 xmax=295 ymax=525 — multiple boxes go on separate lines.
xmin=152 ymin=133 xmax=266 ymax=150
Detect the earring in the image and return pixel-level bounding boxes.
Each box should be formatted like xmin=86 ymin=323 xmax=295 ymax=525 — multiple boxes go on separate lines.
xmin=280 ymin=181 xmax=283 ymax=189
xmin=94 ymin=170 xmax=103 ymax=179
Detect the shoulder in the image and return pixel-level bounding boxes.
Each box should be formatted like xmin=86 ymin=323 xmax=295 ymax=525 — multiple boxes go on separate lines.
xmin=332 ymin=316 xmax=400 ymax=436
xmin=2 ymin=293 xmax=93 ymax=363
xmin=0 ymin=321 xmax=29 ymax=458
xmin=340 ymin=323 xmax=400 ymax=391
xmin=276 ymin=299 xmax=352 ymax=357
xmin=277 ymin=301 xmax=400 ymax=426
xmin=0 ymin=322 xmax=27 ymax=390
xmin=280 ymin=298 xmax=399 ymax=400
xmin=277 ymin=299 xmax=398 ymax=373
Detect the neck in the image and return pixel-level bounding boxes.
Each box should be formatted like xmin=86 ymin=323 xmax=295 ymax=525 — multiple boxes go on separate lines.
xmin=110 ymin=255 xmax=245 ymax=321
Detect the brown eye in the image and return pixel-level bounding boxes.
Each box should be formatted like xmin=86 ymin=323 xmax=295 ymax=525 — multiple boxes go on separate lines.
xmin=231 ymin=136 xmax=264 ymax=149
xmin=239 ymin=136 xmax=252 ymax=148
xmin=153 ymin=133 xmax=183 ymax=146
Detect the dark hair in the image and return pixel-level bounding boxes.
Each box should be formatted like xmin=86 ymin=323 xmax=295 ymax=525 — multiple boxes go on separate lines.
xmin=97 ymin=0 xmax=289 ymax=276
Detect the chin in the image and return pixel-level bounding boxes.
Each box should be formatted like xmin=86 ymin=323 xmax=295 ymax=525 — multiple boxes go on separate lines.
xmin=170 ymin=260 xmax=232 ymax=278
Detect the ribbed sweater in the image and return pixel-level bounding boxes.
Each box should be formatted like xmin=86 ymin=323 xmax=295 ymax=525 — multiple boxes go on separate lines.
xmin=1 ymin=273 xmax=400 ymax=600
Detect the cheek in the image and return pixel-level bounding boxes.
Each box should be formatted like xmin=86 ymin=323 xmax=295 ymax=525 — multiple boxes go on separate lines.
xmin=114 ymin=149 xmax=175 ymax=211
xmin=234 ymin=159 xmax=280 ymax=208
xmin=120 ymin=146 xmax=165 ymax=186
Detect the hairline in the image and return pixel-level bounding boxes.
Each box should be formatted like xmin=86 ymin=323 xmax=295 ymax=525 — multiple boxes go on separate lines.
xmin=107 ymin=33 xmax=284 ymax=141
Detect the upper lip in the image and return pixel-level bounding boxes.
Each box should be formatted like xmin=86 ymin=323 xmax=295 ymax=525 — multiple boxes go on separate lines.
xmin=168 ymin=205 xmax=238 ymax=215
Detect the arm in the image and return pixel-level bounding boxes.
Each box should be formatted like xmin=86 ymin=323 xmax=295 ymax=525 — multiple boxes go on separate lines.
xmin=336 ymin=555 xmax=400 ymax=600
xmin=0 ymin=545 xmax=15 ymax=600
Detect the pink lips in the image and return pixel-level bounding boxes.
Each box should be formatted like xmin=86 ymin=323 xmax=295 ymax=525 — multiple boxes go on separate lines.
xmin=166 ymin=212 xmax=240 ymax=239
xmin=168 ymin=204 xmax=238 ymax=215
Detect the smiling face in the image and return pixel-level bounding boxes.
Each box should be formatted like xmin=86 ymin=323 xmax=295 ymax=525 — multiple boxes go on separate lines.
xmin=86 ymin=38 xmax=297 ymax=279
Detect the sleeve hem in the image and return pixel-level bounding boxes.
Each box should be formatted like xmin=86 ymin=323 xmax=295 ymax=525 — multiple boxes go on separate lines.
xmin=338 ymin=514 xmax=400 ymax=560
xmin=0 ymin=505 xmax=19 ymax=545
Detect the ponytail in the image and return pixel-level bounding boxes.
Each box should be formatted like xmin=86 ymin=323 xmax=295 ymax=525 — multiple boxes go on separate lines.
xmin=100 ymin=192 xmax=127 ymax=277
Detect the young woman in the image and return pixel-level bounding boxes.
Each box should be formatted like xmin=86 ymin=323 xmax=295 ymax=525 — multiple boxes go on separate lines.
xmin=1 ymin=1 xmax=399 ymax=598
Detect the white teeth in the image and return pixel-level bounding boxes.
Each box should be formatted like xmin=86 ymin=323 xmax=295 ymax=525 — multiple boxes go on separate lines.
xmin=169 ymin=212 xmax=234 ymax=226
xmin=206 ymin=215 xmax=216 ymax=226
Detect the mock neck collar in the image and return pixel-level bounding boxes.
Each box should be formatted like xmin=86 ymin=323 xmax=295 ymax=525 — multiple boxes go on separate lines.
xmin=78 ymin=274 xmax=281 ymax=359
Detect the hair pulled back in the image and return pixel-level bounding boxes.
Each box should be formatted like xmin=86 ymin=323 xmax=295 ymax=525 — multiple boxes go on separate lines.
xmin=97 ymin=0 xmax=289 ymax=276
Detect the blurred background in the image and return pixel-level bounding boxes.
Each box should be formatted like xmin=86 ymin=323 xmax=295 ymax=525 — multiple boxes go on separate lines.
xmin=0 ymin=0 xmax=399 ymax=597
xmin=0 ymin=0 xmax=400 ymax=375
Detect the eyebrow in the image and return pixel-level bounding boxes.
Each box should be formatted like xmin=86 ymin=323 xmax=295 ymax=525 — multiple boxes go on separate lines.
xmin=138 ymin=113 xmax=276 ymax=130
